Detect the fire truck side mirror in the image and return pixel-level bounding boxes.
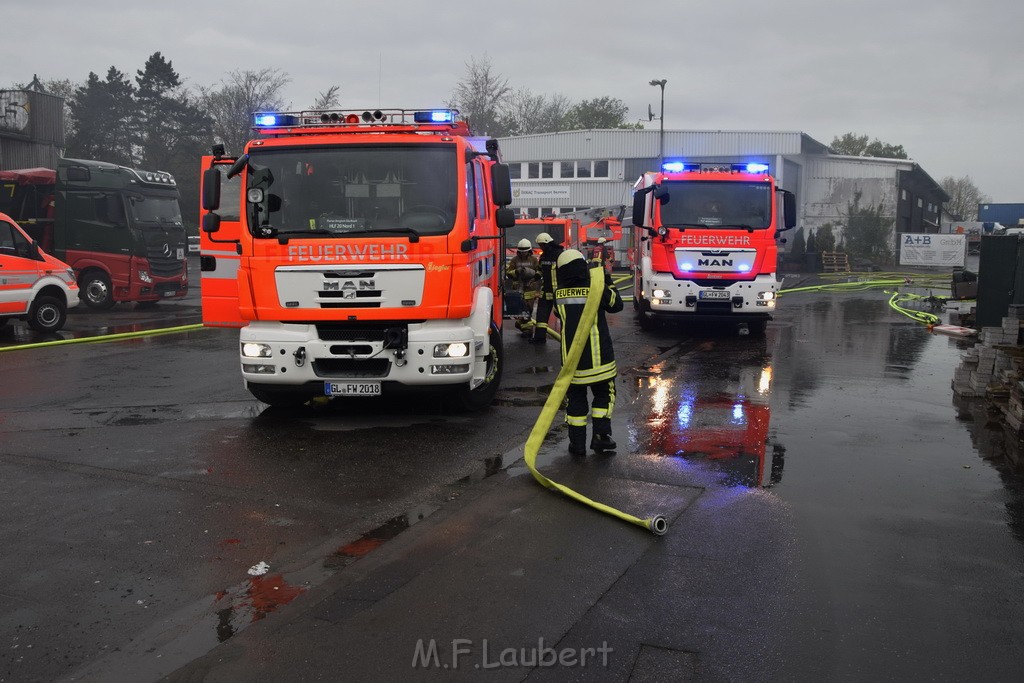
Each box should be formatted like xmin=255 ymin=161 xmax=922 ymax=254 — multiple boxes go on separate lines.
xmin=490 ymin=164 xmax=513 ymax=206
xmin=202 ymin=212 xmax=221 ymax=234
xmin=782 ymin=191 xmax=797 ymax=229
xmin=202 ymin=168 xmax=221 ymax=211
xmin=632 ymin=191 xmax=649 ymax=230
xmin=495 ymin=207 xmax=516 ymax=229
xmin=226 ymin=153 xmax=249 ymax=180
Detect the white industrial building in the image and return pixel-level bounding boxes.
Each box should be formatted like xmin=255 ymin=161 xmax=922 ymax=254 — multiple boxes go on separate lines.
xmin=497 ymin=129 xmax=948 ymax=250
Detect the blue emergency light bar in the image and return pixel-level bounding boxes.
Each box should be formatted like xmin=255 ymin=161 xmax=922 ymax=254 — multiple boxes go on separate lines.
xmin=662 ymin=161 xmax=700 ymax=173
xmin=253 ymin=113 xmax=299 ymax=128
xmin=413 ymin=110 xmax=455 ymax=123
xmin=745 ymin=163 xmax=770 ymax=174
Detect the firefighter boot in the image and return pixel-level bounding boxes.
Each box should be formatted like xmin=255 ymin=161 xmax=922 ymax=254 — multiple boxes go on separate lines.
xmin=590 ymin=432 xmax=617 ymax=453
xmin=568 ymin=426 xmax=588 ymax=457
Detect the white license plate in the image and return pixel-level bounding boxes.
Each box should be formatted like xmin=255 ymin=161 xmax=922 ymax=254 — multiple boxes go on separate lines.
xmin=325 ymin=381 xmax=381 ymax=397
xmin=698 ymin=290 xmax=731 ymax=300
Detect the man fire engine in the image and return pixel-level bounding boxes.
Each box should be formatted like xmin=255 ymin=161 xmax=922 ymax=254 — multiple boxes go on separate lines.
xmin=631 ymin=161 xmax=796 ymax=334
xmin=198 ymin=108 xmax=515 ymax=409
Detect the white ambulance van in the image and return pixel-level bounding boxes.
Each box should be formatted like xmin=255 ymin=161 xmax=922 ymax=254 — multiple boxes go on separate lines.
xmin=0 ymin=211 xmax=79 ymax=332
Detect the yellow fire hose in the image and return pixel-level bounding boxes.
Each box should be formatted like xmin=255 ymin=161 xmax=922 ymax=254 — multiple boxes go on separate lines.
xmin=0 ymin=323 xmax=206 ymax=353
xmin=522 ymin=266 xmax=668 ymax=536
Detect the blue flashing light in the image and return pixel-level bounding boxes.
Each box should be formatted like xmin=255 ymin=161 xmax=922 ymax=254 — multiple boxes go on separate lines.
xmin=662 ymin=161 xmax=685 ymax=172
xmin=253 ymin=113 xmax=298 ymax=128
xmin=738 ymin=264 xmax=751 ymax=272
xmin=745 ymin=163 xmax=770 ymax=174
xmin=414 ymin=110 xmax=455 ymax=123
xmin=681 ymin=262 xmax=694 ymax=271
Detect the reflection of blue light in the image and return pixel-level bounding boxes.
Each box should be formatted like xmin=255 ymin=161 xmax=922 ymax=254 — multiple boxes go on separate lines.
xmin=746 ymin=163 xmax=770 ymax=173
xmin=739 ymin=264 xmax=751 ymax=272
xmin=662 ymin=161 xmax=685 ymax=172
xmin=732 ymin=403 xmax=745 ymax=422
xmin=677 ymin=402 xmax=692 ymax=428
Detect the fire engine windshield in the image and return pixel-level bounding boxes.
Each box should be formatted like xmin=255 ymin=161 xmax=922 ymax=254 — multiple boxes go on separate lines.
xmin=660 ymin=181 xmax=772 ymax=230
xmin=245 ymin=145 xmax=458 ymax=237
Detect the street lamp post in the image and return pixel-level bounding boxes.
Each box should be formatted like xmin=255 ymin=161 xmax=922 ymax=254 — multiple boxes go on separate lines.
xmin=649 ymin=79 xmax=667 ymax=167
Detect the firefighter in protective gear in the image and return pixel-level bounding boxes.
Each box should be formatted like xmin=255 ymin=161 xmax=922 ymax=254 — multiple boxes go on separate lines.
xmin=532 ymin=232 xmax=563 ymax=343
xmin=554 ymin=249 xmax=623 ymax=455
xmin=505 ymin=238 xmax=541 ymax=322
xmin=590 ymin=237 xmax=614 ymax=274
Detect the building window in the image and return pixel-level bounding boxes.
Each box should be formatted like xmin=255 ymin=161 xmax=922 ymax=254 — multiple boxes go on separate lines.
xmin=901 ymin=190 xmax=907 ymax=201
xmin=576 ymin=161 xmax=591 ymax=178
xmin=917 ymin=198 xmax=923 ymax=208
xmin=528 ymin=163 xmax=540 ymax=179
xmin=593 ymin=160 xmax=608 ymax=178
xmin=560 ymin=161 xmax=574 ymax=178
xmin=509 ymin=163 xmax=521 ymax=180
xmin=541 ymin=162 xmax=553 ymax=179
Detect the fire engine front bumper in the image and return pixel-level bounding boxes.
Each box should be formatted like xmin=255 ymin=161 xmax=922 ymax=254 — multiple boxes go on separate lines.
xmin=646 ymin=275 xmax=778 ymax=315
xmin=238 ymin=320 xmax=484 ymax=387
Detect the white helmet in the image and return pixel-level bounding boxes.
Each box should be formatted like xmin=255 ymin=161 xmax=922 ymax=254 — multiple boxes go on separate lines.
xmin=556 ymin=249 xmax=586 ymax=268
xmin=536 ymin=232 xmax=554 ymax=245
xmin=517 ymin=238 xmax=532 ymax=250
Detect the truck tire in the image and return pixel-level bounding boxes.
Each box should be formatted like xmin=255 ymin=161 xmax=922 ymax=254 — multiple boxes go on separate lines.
xmin=27 ymin=295 xmax=67 ymax=332
xmin=637 ymin=298 xmax=657 ymax=331
xmin=247 ymin=383 xmax=317 ymax=409
xmin=80 ymin=271 xmax=115 ymax=310
xmin=454 ymin=327 xmax=503 ymax=412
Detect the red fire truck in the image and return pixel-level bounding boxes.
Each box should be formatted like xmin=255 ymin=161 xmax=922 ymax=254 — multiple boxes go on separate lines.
xmin=199 ymin=108 xmax=515 ymax=409
xmin=632 ymin=162 xmax=795 ymax=333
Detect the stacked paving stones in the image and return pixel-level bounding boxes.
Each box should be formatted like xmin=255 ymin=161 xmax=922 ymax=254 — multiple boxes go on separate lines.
xmin=953 ymin=312 xmax=1024 ymax=431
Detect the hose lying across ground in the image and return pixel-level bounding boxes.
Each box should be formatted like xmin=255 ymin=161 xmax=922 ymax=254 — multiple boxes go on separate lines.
xmin=522 ymin=266 xmax=668 ymax=536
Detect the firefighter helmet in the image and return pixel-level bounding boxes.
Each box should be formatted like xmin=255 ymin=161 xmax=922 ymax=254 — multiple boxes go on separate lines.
xmin=597 ymin=237 xmax=607 ymax=244
xmin=536 ymin=232 xmax=554 ymax=244
xmin=517 ymin=238 xmax=532 ymax=250
xmin=556 ymin=249 xmax=586 ymax=268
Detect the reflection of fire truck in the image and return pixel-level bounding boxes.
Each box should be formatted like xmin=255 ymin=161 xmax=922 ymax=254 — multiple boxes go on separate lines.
xmin=632 ymin=162 xmax=795 ymax=332
xmin=644 ymin=354 xmax=782 ymax=488
xmin=199 ymin=108 xmax=515 ymax=409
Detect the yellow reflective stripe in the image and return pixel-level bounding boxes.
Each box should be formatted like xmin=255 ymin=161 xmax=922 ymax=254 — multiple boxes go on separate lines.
xmin=565 ymin=414 xmax=588 ymax=427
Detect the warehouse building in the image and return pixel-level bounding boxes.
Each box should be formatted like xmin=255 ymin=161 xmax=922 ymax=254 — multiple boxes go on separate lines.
xmin=497 ymin=129 xmax=949 ymax=252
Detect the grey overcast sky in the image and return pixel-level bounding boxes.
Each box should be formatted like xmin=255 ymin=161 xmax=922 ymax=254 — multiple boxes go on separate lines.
xmin=4 ymin=0 xmax=1022 ymax=201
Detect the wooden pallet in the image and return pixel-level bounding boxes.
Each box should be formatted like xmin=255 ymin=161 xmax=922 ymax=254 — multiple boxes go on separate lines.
xmin=821 ymin=251 xmax=850 ymax=272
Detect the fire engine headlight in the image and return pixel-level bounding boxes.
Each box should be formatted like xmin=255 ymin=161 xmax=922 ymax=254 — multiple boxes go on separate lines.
xmin=242 ymin=342 xmax=273 ymax=358
xmin=247 ymin=188 xmax=264 ymax=203
xmin=138 ymin=270 xmax=152 ymax=283
xmin=657 ymin=226 xmax=669 ymax=237
xmin=433 ymin=342 xmax=469 ymax=358
xmin=62 ymin=269 xmax=77 ymax=284
xmin=758 ymin=291 xmax=776 ymax=301
xmin=653 ymin=289 xmax=668 ymax=298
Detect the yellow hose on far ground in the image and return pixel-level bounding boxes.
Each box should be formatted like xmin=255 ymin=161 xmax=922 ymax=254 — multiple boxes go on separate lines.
xmin=522 ymin=266 xmax=668 ymax=536
xmin=0 ymin=323 xmax=206 ymax=353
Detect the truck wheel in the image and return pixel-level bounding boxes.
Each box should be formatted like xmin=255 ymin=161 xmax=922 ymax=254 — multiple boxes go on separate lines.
xmin=80 ymin=271 xmax=115 ymax=310
xmin=455 ymin=328 xmax=503 ymax=412
xmin=247 ymin=383 xmax=316 ymax=409
xmin=637 ymin=298 xmax=656 ymax=331
xmin=27 ymin=295 xmax=67 ymax=332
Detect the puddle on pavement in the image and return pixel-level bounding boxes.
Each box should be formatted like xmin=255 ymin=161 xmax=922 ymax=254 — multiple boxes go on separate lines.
xmin=324 ymin=503 xmax=439 ymax=569
xmin=520 ymin=366 xmax=554 ymax=374
xmin=493 ymin=384 xmax=554 ymax=406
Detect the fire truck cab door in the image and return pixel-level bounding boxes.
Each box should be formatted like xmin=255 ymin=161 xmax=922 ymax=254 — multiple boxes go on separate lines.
xmin=199 ymin=156 xmax=245 ymax=328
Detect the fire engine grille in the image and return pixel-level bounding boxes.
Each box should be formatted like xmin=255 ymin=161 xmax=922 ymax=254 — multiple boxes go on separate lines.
xmin=312 ymin=358 xmax=391 ymax=378
xmin=146 ymin=248 xmax=184 ymax=278
xmin=315 ymin=323 xmax=411 ymax=342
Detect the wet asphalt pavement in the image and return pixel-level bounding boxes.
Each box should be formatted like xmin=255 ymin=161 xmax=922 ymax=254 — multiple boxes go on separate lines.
xmin=2 ymin=265 xmax=1024 ymax=681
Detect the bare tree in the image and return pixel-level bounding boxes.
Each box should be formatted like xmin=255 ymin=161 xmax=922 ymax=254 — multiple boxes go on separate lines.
xmin=498 ymin=89 xmax=571 ymax=136
xmin=311 ymin=85 xmax=341 ymax=110
xmin=447 ymin=55 xmax=511 ymax=137
xmin=199 ymin=68 xmax=290 ymax=155
xmin=940 ymin=175 xmax=990 ymax=221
